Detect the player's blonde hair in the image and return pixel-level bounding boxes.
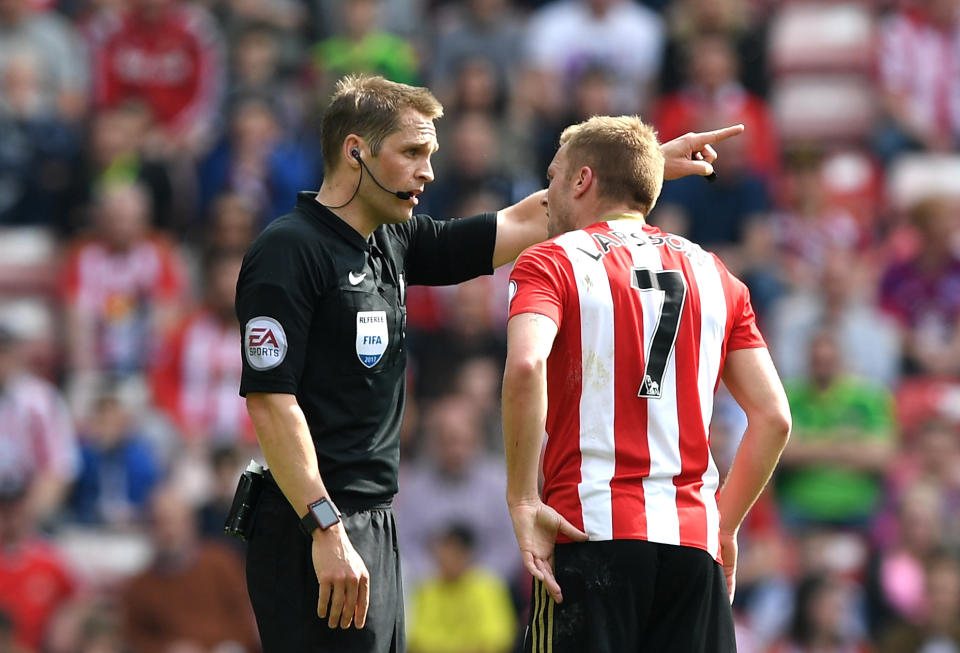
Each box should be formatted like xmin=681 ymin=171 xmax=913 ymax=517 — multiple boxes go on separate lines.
xmin=321 ymin=75 xmax=443 ymax=174
xmin=559 ymin=115 xmax=665 ymax=216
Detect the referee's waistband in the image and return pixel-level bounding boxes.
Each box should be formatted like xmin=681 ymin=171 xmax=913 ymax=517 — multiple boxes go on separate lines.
xmin=262 ymin=469 xmax=393 ymax=514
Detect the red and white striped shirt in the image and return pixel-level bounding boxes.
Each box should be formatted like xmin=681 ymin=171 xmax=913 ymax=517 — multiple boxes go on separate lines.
xmin=508 ymin=218 xmax=765 ymax=560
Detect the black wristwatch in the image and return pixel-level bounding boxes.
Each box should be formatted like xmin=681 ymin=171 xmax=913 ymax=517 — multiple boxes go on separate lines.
xmin=299 ymin=497 xmax=341 ymax=537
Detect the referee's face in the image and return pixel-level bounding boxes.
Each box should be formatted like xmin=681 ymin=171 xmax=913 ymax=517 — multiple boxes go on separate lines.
xmin=361 ymin=108 xmax=437 ymax=226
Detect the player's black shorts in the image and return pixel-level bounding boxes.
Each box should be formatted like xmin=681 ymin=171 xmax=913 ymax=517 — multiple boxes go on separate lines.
xmin=246 ymin=475 xmax=403 ymax=653
xmin=524 ymin=539 xmax=736 ymax=653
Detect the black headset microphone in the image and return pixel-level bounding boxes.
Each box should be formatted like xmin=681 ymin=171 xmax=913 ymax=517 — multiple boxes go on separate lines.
xmin=350 ymin=148 xmax=412 ymax=200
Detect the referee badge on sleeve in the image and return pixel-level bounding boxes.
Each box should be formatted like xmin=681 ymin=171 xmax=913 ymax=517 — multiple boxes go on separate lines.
xmin=244 ymin=317 xmax=287 ymax=370
xmin=356 ymin=310 xmax=388 ymax=368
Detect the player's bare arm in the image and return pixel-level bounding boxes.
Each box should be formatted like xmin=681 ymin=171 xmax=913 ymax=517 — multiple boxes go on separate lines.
xmin=716 ymin=348 xmax=792 ymax=602
xmin=245 ymin=392 xmax=370 ymax=629
xmin=492 ymin=124 xmax=745 ymax=266
xmin=503 ymin=312 xmax=588 ymax=604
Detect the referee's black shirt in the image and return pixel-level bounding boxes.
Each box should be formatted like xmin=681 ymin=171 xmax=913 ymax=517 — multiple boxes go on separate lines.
xmin=237 ymin=192 xmax=497 ymax=508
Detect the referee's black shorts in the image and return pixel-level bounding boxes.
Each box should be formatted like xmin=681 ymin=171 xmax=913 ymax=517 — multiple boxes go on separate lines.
xmin=245 ymin=476 xmax=403 ymax=653
xmin=524 ymin=539 xmax=736 ymax=653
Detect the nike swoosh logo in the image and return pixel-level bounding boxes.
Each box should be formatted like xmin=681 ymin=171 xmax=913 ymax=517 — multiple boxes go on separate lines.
xmin=348 ymin=271 xmax=366 ymax=285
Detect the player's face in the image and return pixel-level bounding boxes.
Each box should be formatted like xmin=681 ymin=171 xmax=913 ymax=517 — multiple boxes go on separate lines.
xmin=544 ymin=145 xmax=578 ymax=238
xmin=361 ymin=108 xmax=437 ymax=226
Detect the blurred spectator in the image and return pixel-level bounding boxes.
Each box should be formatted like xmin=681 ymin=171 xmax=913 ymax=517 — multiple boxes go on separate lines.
xmin=151 ymin=250 xmax=254 ymax=446
xmin=729 ymin=491 xmax=794 ymax=651
xmin=769 ymin=574 xmax=872 ymax=653
xmin=408 ymin=275 xmax=506 ymax=400
xmin=0 ymin=475 xmax=77 ymax=653
xmin=87 ymin=0 xmax=226 ymax=156
xmin=879 ymin=550 xmax=960 ymax=652
xmin=659 ymin=0 xmax=767 ymax=98
xmin=202 ymin=191 xmax=257 ymax=252
xmin=776 ymin=329 xmax=897 ymax=529
xmin=68 ymin=103 xmax=174 ymax=233
xmin=867 ymin=480 xmax=947 ymax=632
xmin=770 ymin=149 xmax=867 ymax=289
xmin=876 ymin=0 xmax=960 ymax=158
xmin=44 ymin=598 xmax=127 ymax=653
xmin=653 ymin=32 xmax=778 ymax=181
xmin=69 ymin=385 xmax=162 ymax=527
xmin=407 ymin=523 xmax=517 ymax=653
xmin=652 ymin=126 xmax=769 ymax=253
xmin=60 ymin=182 xmax=188 ymax=395
xmin=121 ymin=484 xmax=259 ymax=653
xmin=425 ymin=111 xmax=518 ymax=218
xmin=0 ymin=325 xmax=79 ymax=523
xmin=0 ymin=51 xmax=81 ymax=228
xmin=735 ymin=216 xmax=786 ymax=325
xmin=770 ymin=251 xmax=902 ymax=388
xmin=395 ymin=394 xmax=519 ymax=587
xmin=226 ymin=23 xmax=308 ymax=139
xmin=0 ymin=0 xmax=88 ymax=121
xmin=879 ymin=196 xmax=960 ymax=377
xmin=532 ymin=62 xmax=617 ymax=178
xmin=882 ymin=420 xmax=960 ymax=546
xmin=524 ymin=0 xmax=665 ymax=114
xmin=0 ymin=610 xmax=27 ymax=653
xmin=430 ymin=0 xmax=524 ymax=94
xmin=209 ymin=0 xmax=306 ymax=47
xmin=197 ymin=94 xmax=317 ymax=224
xmin=311 ymin=0 xmax=418 ymax=95
xmin=453 ymin=356 xmax=504 ymax=451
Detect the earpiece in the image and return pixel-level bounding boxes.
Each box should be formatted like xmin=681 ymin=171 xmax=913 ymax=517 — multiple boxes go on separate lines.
xmin=347 ymin=146 xmax=412 ymax=201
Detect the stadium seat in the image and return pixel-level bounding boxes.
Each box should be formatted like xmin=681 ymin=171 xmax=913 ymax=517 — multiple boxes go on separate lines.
xmin=771 ymin=74 xmax=876 ymax=144
xmin=886 ymin=153 xmax=960 ymax=212
xmin=768 ymin=2 xmax=875 ymax=74
xmin=0 ymin=226 xmax=57 ymax=294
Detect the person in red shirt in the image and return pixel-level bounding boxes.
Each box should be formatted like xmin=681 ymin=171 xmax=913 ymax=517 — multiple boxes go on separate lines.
xmin=60 ymin=182 xmax=187 ymax=388
xmin=502 ymin=115 xmax=791 ymax=652
xmin=654 ymin=33 xmax=779 ymax=182
xmin=87 ymin=0 xmax=225 ymax=155
xmin=151 ymin=250 xmax=255 ymax=445
xmin=0 ymin=476 xmax=76 ymax=652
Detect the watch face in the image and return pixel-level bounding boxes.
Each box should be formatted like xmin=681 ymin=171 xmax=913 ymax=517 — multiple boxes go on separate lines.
xmin=310 ymin=499 xmax=340 ymax=529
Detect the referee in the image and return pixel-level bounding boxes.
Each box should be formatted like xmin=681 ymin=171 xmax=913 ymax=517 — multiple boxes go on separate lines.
xmin=236 ymin=75 xmax=546 ymax=653
xmin=237 ymin=75 xmax=742 ymax=652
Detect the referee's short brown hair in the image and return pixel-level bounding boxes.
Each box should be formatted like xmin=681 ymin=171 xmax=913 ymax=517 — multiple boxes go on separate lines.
xmin=321 ymin=75 xmax=443 ymax=175
xmin=559 ymin=115 xmax=665 ymax=217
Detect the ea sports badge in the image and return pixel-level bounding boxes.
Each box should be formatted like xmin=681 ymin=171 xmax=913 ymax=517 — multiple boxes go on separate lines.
xmin=356 ymin=311 xmax=388 ymax=368
xmin=244 ymin=316 xmax=287 ymax=370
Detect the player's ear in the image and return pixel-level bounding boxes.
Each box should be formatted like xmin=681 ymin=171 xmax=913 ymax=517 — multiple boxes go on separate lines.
xmin=573 ymin=167 xmax=594 ymax=199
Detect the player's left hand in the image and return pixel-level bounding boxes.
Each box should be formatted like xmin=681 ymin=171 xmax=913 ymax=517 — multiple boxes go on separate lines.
xmin=660 ymin=124 xmax=745 ymax=180
xmin=508 ymin=500 xmax=588 ymax=604
xmin=719 ymin=528 xmax=738 ymax=604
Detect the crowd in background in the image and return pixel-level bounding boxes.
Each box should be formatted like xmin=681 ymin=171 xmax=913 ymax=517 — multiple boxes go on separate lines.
xmin=2 ymin=0 xmax=960 ymax=650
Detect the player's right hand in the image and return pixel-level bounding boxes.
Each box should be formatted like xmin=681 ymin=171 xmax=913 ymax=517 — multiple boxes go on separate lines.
xmin=312 ymin=524 xmax=370 ymax=629
xmin=509 ymin=500 xmax=588 ymax=604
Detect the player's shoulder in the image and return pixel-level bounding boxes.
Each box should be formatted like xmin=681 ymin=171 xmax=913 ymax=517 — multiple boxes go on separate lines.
xmin=517 ymin=234 xmax=569 ymax=264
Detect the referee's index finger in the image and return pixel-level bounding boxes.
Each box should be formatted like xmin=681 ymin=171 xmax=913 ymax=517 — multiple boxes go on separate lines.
xmin=692 ymin=124 xmax=745 ymax=146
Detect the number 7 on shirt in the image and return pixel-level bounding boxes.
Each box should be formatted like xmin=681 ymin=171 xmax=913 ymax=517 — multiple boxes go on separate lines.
xmin=631 ymin=268 xmax=687 ymax=399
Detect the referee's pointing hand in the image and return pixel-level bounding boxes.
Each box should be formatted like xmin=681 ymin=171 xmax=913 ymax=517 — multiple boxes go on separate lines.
xmin=509 ymin=500 xmax=589 ymax=604
xmin=312 ymin=524 xmax=370 ymax=629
